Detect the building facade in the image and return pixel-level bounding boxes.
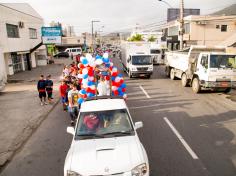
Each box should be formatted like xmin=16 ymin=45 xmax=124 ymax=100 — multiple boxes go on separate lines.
xmin=0 ymin=3 xmax=47 ymax=75
xmin=163 ymin=15 xmax=236 ymax=50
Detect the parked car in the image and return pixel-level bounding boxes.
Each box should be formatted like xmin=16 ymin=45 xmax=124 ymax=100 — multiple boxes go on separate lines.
xmin=53 ymin=52 xmax=69 ymax=58
xmin=64 ymin=97 xmax=149 ymax=176
xmin=65 ymin=47 xmax=82 ymax=56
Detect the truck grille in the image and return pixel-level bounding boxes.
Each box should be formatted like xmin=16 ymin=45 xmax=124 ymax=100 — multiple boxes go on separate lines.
xmin=137 ymin=67 xmax=148 ymax=71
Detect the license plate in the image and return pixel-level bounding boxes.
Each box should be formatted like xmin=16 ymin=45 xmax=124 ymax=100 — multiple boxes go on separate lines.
xmin=140 ymin=74 xmax=145 ymax=77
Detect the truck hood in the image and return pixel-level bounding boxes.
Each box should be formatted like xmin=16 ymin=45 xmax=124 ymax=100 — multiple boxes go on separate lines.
xmin=68 ymin=136 xmax=144 ymax=175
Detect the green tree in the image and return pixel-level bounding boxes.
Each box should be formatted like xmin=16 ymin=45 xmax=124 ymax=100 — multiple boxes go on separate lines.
xmin=148 ymin=36 xmax=156 ymax=42
xmin=127 ymin=34 xmax=144 ymax=42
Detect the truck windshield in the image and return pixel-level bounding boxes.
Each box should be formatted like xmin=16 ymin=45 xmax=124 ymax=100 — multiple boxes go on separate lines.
xmin=210 ymin=55 xmax=236 ymax=69
xmin=132 ymin=55 xmax=152 ymax=65
xmin=75 ymin=109 xmax=134 ymax=139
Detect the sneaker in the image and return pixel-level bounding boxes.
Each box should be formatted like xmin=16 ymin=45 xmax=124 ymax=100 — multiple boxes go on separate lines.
xmin=44 ymin=102 xmax=48 ymax=105
xmin=71 ymin=120 xmax=75 ymax=126
xmin=41 ymin=102 xmax=44 ymax=106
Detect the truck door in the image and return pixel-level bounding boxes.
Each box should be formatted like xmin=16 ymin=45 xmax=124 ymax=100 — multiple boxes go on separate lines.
xmin=197 ymin=54 xmax=209 ymax=81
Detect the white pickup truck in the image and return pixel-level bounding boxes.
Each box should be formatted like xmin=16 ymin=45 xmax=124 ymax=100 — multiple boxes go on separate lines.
xmin=165 ymin=46 xmax=236 ymax=93
xmin=0 ymin=48 xmax=7 ymax=91
xmin=121 ymin=42 xmax=153 ymax=78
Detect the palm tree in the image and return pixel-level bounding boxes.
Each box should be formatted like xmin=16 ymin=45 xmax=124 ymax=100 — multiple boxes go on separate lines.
xmin=148 ymin=36 xmax=156 ymax=42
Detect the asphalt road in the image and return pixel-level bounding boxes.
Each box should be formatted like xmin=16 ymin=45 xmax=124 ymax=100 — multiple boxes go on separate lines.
xmin=1 ymin=57 xmax=236 ymax=176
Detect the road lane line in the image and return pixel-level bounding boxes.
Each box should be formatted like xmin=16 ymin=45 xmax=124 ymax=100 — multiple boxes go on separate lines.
xmin=139 ymin=85 xmax=151 ymax=99
xmin=164 ymin=117 xmax=199 ymax=160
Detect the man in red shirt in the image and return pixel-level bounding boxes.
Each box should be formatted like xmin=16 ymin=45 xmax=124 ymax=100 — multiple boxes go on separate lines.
xmin=59 ymin=80 xmax=68 ymax=111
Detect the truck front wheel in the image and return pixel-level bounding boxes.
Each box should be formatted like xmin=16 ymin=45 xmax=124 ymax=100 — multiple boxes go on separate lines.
xmin=181 ymin=73 xmax=188 ymax=87
xmin=128 ymin=70 xmax=132 ymax=78
xmin=170 ymin=68 xmax=176 ymax=80
xmin=192 ymin=77 xmax=201 ymax=93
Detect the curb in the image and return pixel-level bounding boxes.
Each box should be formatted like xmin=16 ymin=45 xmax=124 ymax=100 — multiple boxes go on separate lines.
xmin=0 ymin=97 xmax=60 ymax=172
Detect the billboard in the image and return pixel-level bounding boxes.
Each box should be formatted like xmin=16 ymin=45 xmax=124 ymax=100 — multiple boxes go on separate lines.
xmin=167 ymin=8 xmax=200 ymax=22
xmin=41 ymin=27 xmax=62 ymax=44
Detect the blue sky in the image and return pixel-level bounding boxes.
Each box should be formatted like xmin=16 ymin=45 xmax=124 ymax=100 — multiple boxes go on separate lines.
xmin=2 ymin=0 xmax=236 ymax=35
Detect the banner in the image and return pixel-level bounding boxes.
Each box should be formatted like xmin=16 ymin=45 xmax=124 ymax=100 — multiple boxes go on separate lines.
xmin=41 ymin=27 xmax=62 ymax=44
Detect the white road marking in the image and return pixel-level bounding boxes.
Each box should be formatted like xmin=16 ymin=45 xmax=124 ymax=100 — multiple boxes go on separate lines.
xmin=139 ymin=85 xmax=151 ymax=99
xmin=164 ymin=117 xmax=199 ymax=160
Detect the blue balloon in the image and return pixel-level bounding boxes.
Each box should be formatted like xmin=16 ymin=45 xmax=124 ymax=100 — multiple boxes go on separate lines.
xmin=80 ymin=89 xmax=86 ymax=95
xmin=83 ymin=74 xmax=88 ymax=79
xmin=120 ymin=83 xmax=126 ymax=89
xmin=88 ymin=81 xmax=95 ymax=86
xmin=78 ymin=98 xmax=84 ymax=104
xmin=118 ymin=73 xmax=123 ymax=77
xmin=119 ymin=92 xmax=125 ymax=96
xmin=87 ymin=93 xmax=95 ymax=98
xmin=105 ymin=63 xmax=110 ymax=68
xmin=82 ymin=59 xmax=89 ymax=65
xmin=95 ymin=55 xmax=102 ymax=60
xmin=111 ymin=76 xmax=116 ymax=81
xmin=117 ymin=87 xmax=122 ymax=92
xmin=103 ymin=58 xmax=109 ymax=63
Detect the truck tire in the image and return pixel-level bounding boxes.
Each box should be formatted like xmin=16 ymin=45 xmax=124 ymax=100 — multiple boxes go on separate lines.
xmin=128 ymin=70 xmax=132 ymax=78
xmin=147 ymin=75 xmax=151 ymax=79
xmin=192 ymin=77 xmax=201 ymax=93
xmin=181 ymin=73 xmax=188 ymax=87
xmin=165 ymin=66 xmax=170 ymax=77
xmin=224 ymin=88 xmax=231 ymax=93
xmin=170 ymin=68 xmax=176 ymax=80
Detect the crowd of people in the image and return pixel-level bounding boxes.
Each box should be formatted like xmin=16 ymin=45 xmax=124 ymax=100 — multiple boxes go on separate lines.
xmin=37 ymin=51 xmax=126 ymax=126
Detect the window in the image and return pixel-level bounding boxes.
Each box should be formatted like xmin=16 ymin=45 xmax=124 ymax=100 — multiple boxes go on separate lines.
xmin=168 ymin=26 xmax=178 ymax=36
xmin=200 ymin=55 xmax=208 ymax=69
xmin=184 ymin=23 xmax=190 ymax=34
xmin=29 ymin=28 xmax=37 ymax=39
xmin=221 ymin=25 xmax=227 ymax=32
xmin=6 ymin=24 xmax=19 ymax=38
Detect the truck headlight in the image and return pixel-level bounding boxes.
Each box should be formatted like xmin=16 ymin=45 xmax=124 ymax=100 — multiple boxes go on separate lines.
xmin=131 ymin=67 xmax=137 ymax=71
xmin=148 ymin=66 xmax=153 ymax=71
xmin=67 ymin=170 xmax=81 ymax=176
xmin=131 ymin=163 xmax=148 ymax=176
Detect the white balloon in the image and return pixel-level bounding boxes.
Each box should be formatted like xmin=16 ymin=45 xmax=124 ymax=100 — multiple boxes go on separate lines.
xmin=82 ymin=68 xmax=88 ymax=75
xmin=115 ymin=77 xmax=121 ymax=83
xmin=103 ymin=52 xmax=109 ymax=59
xmin=112 ymin=86 xmax=118 ymax=91
xmin=90 ymin=85 xmax=96 ymax=90
xmin=86 ymin=53 xmax=93 ymax=62
xmin=80 ymin=57 xmax=86 ymax=62
xmin=77 ymin=74 xmax=83 ymax=79
xmin=88 ymin=76 xmax=94 ymax=81
xmin=95 ymin=59 xmax=103 ymax=65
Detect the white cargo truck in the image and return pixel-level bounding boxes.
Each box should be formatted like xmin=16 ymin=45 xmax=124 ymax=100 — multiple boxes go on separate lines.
xmin=165 ymin=46 xmax=236 ymax=93
xmin=121 ymin=42 xmax=153 ymax=78
xmin=0 ymin=48 xmax=7 ymax=91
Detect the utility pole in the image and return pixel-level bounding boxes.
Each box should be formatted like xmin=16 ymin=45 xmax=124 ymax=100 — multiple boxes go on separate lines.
xmin=91 ymin=20 xmax=100 ymax=52
xmin=179 ymin=0 xmax=184 ymax=50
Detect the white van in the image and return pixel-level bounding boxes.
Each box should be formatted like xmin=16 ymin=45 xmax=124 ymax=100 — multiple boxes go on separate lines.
xmin=65 ymin=48 xmax=82 ymax=56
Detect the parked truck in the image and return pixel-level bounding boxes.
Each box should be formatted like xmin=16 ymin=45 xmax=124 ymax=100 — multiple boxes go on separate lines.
xmin=0 ymin=48 xmax=7 ymax=91
xmin=121 ymin=42 xmax=153 ymax=78
xmin=165 ymin=46 xmax=236 ymax=93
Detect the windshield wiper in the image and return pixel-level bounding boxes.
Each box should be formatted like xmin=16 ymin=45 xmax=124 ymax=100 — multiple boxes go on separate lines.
xmin=76 ymin=133 xmax=105 ymax=139
xmin=101 ymin=131 xmax=133 ymax=136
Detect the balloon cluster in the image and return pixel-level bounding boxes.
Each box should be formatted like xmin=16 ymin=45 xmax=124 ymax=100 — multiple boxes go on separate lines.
xmin=77 ymin=53 xmax=127 ymax=104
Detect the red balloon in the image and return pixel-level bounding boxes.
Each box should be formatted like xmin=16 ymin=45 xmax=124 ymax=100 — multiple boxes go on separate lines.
xmin=122 ymin=88 xmax=126 ymax=92
xmin=79 ymin=63 xmax=85 ymax=69
xmin=112 ymin=72 xmax=118 ymax=77
xmin=105 ymin=76 xmax=110 ymax=81
xmin=82 ymin=94 xmax=87 ymax=99
xmin=114 ymin=90 xmax=119 ymax=96
xmin=88 ymin=69 xmax=94 ymax=76
xmin=120 ymin=79 xmax=124 ymax=84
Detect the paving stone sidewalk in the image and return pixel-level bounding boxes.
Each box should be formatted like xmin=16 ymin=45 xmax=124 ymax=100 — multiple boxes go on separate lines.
xmin=0 ymin=58 xmax=71 ymax=169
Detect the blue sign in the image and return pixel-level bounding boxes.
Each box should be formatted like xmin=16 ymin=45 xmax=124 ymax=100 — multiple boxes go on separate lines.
xmin=41 ymin=27 xmax=62 ymax=37
xmin=41 ymin=27 xmax=62 ymax=44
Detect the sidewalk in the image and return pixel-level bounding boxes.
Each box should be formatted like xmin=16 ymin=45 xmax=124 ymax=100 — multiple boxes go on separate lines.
xmin=0 ymin=58 xmax=71 ymax=168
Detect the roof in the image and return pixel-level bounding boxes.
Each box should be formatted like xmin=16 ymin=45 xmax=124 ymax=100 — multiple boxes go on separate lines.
xmin=0 ymin=3 xmax=42 ymax=19
xmin=80 ymin=98 xmax=127 ymax=112
xmin=212 ymin=4 xmax=236 ymax=16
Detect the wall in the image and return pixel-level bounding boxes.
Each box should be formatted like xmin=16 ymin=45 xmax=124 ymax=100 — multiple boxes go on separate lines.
xmin=190 ymin=20 xmax=236 ymax=46
xmin=0 ymin=5 xmax=43 ymax=53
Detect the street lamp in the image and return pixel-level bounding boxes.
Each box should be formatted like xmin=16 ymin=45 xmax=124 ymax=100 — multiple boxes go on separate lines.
xmin=158 ymin=0 xmax=172 ymax=8
xmin=158 ymin=0 xmax=184 ymax=50
xmin=91 ymin=20 xmax=100 ymax=52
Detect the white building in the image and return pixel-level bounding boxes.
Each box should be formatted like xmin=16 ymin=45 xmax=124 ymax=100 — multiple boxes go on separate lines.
xmin=0 ymin=3 xmax=47 ymax=76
